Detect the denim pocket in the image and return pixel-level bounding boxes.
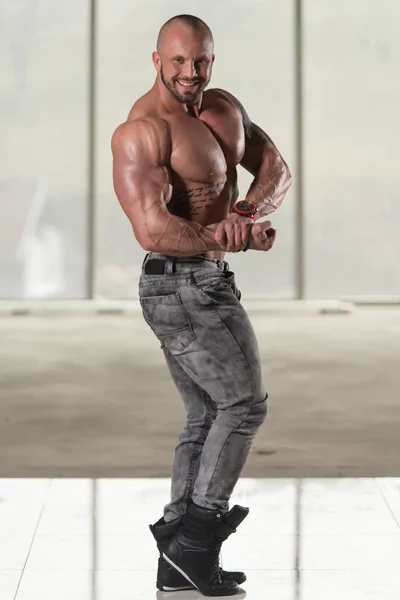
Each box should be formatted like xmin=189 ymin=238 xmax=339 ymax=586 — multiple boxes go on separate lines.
xmin=140 ymin=292 xmax=195 ymax=353
xmin=224 ymin=271 xmax=242 ymax=301
xmin=194 ymin=271 xmax=241 ymax=304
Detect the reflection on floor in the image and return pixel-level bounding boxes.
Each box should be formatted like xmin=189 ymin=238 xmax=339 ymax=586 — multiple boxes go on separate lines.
xmin=0 ymin=478 xmax=400 ymax=599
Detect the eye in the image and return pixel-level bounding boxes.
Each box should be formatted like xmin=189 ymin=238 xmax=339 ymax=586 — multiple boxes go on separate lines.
xmin=174 ymin=58 xmax=184 ymax=64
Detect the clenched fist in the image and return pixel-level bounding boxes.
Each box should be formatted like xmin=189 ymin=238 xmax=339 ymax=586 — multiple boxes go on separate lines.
xmin=214 ymin=212 xmax=253 ymax=252
xmin=248 ymin=220 xmax=277 ymax=252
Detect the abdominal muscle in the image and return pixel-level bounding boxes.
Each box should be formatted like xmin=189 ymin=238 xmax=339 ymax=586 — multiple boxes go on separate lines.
xmin=167 ymin=168 xmax=239 ymax=260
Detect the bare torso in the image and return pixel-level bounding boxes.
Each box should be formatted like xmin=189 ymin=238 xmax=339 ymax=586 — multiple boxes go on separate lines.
xmin=127 ymin=89 xmax=245 ymax=259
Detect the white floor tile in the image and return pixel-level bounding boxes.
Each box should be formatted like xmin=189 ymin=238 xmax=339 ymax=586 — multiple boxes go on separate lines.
xmin=96 ymin=570 xmax=172 ymax=600
xmin=300 ymin=534 xmax=400 ymax=570
xmin=15 ymin=570 xmax=91 ymax=600
xmin=96 ymin=535 xmax=159 ymax=570
xmin=25 ymin=535 xmax=92 ymax=570
xmin=43 ymin=479 xmax=92 ymax=508
xmin=376 ymin=478 xmax=400 ymax=529
xmin=0 ymin=571 xmax=21 ymax=600
xmin=222 ymin=534 xmax=295 ymax=570
xmin=5 ymin=477 xmax=400 ymax=599
xmin=0 ymin=538 xmax=33 ymax=570
xmin=96 ymin=570 xmax=156 ymax=600
xmin=230 ymin=569 xmax=295 ymax=600
xmin=230 ymin=479 xmax=296 ymax=534
xmin=34 ymin=479 xmax=94 ymax=535
xmin=301 ymin=478 xmax=399 ymax=534
xmin=302 ymin=478 xmax=378 ymax=498
xmin=301 ymin=569 xmax=400 ymax=600
xmin=96 ymin=479 xmax=170 ymax=535
xmin=25 ymin=533 xmax=159 ymax=571
xmin=36 ymin=505 xmax=92 ymax=535
xmin=0 ymin=507 xmax=43 ymax=538
xmin=0 ymin=480 xmax=50 ymax=505
xmin=0 ymin=479 xmax=49 ymax=537
xmin=98 ymin=478 xmax=171 ymax=507
xmin=96 ymin=478 xmax=297 ymax=536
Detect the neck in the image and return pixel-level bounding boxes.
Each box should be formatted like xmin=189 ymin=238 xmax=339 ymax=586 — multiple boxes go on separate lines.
xmin=153 ymin=76 xmax=203 ymax=116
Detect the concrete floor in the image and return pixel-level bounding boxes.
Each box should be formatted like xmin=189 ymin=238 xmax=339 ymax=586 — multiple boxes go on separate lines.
xmin=1 ymin=307 xmax=399 ymax=478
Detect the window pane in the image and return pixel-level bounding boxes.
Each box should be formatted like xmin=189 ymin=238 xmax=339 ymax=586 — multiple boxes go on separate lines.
xmin=95 ymin=0 xmax=295 ymax=299
xmin=304 ymin=0 xmax=400 ymax=299
xmin=0 ymin=1 xmax=89 ymax=299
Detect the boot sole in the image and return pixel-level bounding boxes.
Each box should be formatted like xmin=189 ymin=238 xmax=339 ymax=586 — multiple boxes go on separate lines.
xmin=159 ymin=585 xmax=195 ymax=591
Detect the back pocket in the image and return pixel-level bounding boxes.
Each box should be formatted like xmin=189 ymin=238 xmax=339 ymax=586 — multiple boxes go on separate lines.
xmin=140 ymin=292 xmax=195 ymax=353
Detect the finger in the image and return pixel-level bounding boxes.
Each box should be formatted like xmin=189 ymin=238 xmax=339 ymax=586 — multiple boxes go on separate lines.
xmin=215 ymin=223 xmax=227 ymax=248
xmin=225 ymin=225 xmax=235 ymax=252
xmin=264 ymin=235 xmax=275 ymax=251
xmin=257 ymin=231 xmax=271 ymax=251
xmin=242 ymin=223 xmax=252 ymax=244
xmin=266 ymin=228 xmax=277 ymax=247
xmin=234 ymin=224 xmax=243 ymax=251
xmin=258 ymin=220 xmax=273 ymax=232
xmin=262 ymin=220 xmax=273 ymax=230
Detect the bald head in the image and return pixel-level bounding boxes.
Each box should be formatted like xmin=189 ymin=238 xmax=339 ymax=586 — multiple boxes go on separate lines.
xmin=153 ymin=14 xmax=215 ymax=106
xmin=157 ymin=14 xmax=213 ymax=53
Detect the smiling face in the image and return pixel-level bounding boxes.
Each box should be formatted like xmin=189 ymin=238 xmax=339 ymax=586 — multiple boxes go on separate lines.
xmin=153 ymin=22 xmax=215 ymax=105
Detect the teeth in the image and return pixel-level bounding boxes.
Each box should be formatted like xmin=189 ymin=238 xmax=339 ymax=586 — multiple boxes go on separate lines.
xmin=178 ymin=81 xmax=198 ymax=87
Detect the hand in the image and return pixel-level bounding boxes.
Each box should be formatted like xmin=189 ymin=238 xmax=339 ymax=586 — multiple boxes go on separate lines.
xmin=248 ymin=220 xmax=277 ymax=252
xmin=214 ymin=212 xmax=253 ymax=252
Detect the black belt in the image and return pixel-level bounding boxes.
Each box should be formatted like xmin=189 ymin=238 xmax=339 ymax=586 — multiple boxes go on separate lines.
xmin=143 ymin=254 xmax=220 ymax=275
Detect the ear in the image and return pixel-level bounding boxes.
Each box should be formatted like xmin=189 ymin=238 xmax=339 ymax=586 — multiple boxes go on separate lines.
xmin=152 ymin=51 xmax=161 ymax=72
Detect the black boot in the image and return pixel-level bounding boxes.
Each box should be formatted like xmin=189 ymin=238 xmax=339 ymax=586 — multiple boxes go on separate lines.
xmin=150 ymin=516 xmax=193 ymax=591
xmin=162 ymin=502 xmax=249 ymax=597
xmin=149 ymin=513 xmax=247 ymax=592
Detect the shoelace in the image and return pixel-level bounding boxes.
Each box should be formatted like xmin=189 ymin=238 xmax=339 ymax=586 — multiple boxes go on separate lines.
xmin=213 ymin=516 xmax=236 ymax=581
xmin=209 ymin=544 xmax=223 ymax=583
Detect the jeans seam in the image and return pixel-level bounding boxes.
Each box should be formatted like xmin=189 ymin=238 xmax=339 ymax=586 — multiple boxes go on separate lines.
xmin=199 ymin=305 xmax=256 ymax=503
xmin=202 ymin=404 xmax=252 ymax=506
xmin=181 ymin=391 xmax=213 ymax=509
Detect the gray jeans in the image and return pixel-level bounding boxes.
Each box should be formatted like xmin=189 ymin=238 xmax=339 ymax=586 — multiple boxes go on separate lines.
xmin=139 ymin=253 xmax=268 ymax=522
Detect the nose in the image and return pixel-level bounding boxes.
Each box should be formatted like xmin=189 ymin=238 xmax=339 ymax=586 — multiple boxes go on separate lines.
xmin=181 ymin=61 xmax=198 ymax=79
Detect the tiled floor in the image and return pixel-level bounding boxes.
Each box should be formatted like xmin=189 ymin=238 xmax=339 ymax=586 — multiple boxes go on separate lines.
xmin=1 ymin=478 xmax=400 ymax=599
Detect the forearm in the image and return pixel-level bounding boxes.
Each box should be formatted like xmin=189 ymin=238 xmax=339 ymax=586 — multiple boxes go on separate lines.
xmin=244 ymin=152 xmax=292 ymax=219
xmin=140 ymin=213 xmax=224 ymax=256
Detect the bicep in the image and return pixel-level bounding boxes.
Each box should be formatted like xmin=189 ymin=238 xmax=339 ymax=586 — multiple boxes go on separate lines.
xmin=112 ymin=123 xmax=171 ymax=246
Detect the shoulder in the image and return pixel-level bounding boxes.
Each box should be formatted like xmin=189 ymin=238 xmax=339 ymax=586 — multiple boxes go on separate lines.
xmin=111 ymin=116 xmax=171 ymax=163
xmin=204 ymin=88 xmax=243 ymax=111
xmin=204 ymin=88 xmax=252 ymax=135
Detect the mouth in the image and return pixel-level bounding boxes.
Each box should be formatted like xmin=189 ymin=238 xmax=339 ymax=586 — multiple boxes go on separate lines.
xmin=176 ymin=79 xmax=201 ymax=90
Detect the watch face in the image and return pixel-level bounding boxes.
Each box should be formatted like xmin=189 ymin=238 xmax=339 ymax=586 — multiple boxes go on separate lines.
xmin=236 ymin=200 xmax=256 ymax=213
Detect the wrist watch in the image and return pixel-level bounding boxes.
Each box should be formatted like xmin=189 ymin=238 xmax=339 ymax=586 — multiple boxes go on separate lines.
xmin=230 ymin=200 xmax=258 ymax=220
xmin=230 ymin=201 xmax=257 ymax=252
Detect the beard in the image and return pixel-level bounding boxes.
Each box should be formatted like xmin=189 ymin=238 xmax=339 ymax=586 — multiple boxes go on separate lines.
xmin=160 ymin=67 xmax=207 ymax=105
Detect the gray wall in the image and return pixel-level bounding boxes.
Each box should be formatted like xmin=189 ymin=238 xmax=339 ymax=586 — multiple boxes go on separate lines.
xmin=0 ymin=0 xmax=398 ymax=300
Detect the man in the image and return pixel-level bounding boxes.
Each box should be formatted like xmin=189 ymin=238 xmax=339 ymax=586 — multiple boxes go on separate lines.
xmin=112 ymin=14 xmax=291 ymax=597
